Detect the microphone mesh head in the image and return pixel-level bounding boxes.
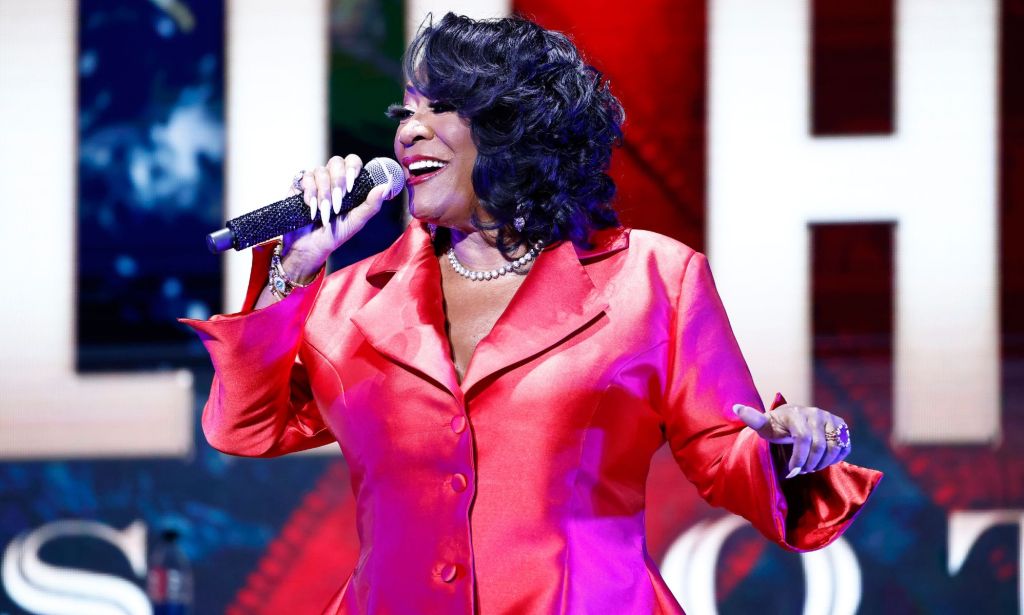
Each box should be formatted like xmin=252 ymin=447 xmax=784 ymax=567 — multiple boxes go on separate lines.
xmin=366 ymin=158 xmax=406 ymax=200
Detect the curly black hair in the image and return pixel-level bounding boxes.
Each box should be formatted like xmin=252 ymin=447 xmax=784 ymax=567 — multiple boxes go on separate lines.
xmin=402 ymin=13 xmax=625 ymax=256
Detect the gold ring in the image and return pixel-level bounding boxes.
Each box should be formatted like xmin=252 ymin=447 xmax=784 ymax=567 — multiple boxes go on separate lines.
xmin=825 ymin=424 xmax=851 ymax=448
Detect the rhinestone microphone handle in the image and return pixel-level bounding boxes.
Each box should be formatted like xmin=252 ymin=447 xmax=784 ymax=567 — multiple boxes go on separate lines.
xmin=224 ymin=171 xmax=379 ymax=251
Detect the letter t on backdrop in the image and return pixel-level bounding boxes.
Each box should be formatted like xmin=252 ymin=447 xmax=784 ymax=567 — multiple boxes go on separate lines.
xmin=707 ymin=0 xmax=999 ymax=444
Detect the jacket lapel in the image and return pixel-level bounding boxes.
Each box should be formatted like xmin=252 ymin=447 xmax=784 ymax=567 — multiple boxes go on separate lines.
xmin=459 ymin=235 xmax=619 ymax=395
xmin=350 ymin=223 xmax=463 ymax=401
xmin=349 ymin=223 xmax=630 ymax=400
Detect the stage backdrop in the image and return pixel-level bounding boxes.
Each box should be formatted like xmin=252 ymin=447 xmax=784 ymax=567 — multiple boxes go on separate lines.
xmin=1 ymin=0 xmax=1022 ymax=613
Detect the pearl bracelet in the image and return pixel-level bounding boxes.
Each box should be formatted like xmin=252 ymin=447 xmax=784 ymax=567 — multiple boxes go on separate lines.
xmin=268 ymin=242 xmax=313 ymax=300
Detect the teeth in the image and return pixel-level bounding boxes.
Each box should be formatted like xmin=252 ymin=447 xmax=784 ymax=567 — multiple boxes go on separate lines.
xmin=408 ymin=159 xmax=448 ymax=172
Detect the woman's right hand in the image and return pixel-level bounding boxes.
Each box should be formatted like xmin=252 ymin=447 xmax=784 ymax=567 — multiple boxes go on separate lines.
xmin=279 ymin=154 xmax=391 ymax=284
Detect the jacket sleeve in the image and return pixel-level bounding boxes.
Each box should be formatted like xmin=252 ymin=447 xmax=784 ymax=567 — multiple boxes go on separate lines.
xmin=178 ymin=242 xmax=336 ymax=457
xmin=661 ymin=251 xmax=882 ymax=552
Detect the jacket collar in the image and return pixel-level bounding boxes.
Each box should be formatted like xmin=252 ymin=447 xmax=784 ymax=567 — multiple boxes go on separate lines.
xmin=351 ymin=222 xmax=628 ymax=401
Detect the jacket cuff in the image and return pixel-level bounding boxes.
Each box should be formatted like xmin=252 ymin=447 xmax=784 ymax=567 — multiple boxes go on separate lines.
xmin=771 ymin=451 xmax=884 ymax=551
xmin=751 ymin=392 xmax=884 ymax=552
xmin=178 ymin=241 xmax=326 ymax=340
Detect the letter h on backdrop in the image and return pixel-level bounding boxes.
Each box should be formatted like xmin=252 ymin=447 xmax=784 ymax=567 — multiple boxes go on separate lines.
xmin=708 ymin=0 xmax=999 ymax=445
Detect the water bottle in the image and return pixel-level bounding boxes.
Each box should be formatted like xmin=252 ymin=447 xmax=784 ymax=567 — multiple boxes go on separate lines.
xmin=147 ymin=528 xmax=193 ymax=615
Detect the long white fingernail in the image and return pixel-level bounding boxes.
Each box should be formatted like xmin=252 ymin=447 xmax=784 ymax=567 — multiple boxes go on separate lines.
xmin=332 ymin=187 xmax=342 ymax=214
xmin=786 ymin=467 xmax=801 ymax=479
xmin=321 ymin=199 xmax=330 ymax=227
xmin=308 ymin=195 xmax=316 ymax=219
xmin=346 ymin=173 xmax=355 ymax=193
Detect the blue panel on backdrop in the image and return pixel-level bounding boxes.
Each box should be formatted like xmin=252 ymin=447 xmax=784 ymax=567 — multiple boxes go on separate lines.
xmin=77 ymin=0 xmax=224 ymax=371
xmin=326 ymin=0 xmax=407 ymax=269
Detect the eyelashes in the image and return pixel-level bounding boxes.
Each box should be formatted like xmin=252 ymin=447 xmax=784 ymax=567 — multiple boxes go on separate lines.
xmin=386 ymin=104 xmax=412 ymax=121
xmin=430 ymin=101 xmax=456 ymax=114
xmin=385 ymin=101 xmax=457 ymax=122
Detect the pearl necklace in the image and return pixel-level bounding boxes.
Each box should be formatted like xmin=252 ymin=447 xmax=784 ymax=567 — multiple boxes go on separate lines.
xmin=446 ymin=241 xmax=544 ymax=281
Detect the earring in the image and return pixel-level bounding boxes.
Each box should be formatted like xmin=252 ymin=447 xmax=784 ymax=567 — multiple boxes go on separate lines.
xmin=513 ymin=216 xmax=525 ymax=232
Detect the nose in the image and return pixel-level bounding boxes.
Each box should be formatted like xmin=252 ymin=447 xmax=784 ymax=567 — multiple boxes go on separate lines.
xmin=398 ymin=115 xmax=434 ymax=147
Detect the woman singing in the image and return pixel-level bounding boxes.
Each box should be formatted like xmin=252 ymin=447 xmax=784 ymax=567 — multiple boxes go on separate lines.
xmin=183 ymin=12 xmax=881 ymax=614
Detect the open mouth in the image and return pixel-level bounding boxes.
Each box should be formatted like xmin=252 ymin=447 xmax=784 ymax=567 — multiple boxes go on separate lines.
xmin=406 ymin=158 xmax=449 ymax=185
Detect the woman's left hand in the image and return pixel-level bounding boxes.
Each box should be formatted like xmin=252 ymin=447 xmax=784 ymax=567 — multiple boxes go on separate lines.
xmin=732 ymin=403 xmax=852 ymax=479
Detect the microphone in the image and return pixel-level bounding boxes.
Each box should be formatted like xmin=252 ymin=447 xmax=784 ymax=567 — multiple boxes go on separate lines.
xmin=206 ymin=157 xmax=406 ymax=253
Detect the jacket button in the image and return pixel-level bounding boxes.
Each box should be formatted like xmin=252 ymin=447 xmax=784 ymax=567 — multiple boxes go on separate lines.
xmin=451 ymin=415 xmax=467 ymax=434
xmin=451 ymin=473 xmax=467 ymax=492
xmin=440 ymin=563 xmax=458 ymax=583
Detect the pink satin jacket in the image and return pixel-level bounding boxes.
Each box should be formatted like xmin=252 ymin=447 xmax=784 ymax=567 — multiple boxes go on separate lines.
xmin=182 ymin=222 xmax=882 ymax=614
